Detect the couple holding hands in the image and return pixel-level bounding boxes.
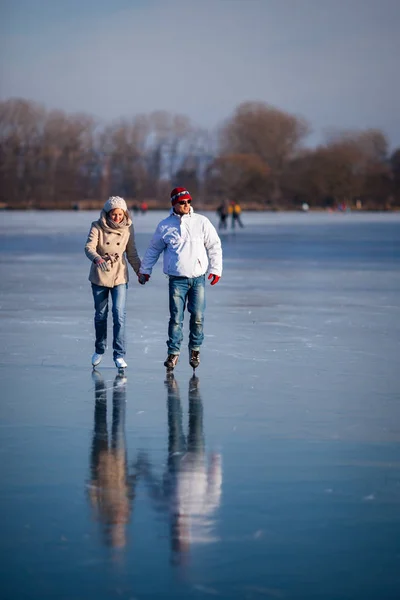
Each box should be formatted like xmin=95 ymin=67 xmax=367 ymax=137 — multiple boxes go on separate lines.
xmin=85 ymin=188 xmax=223 ymax=372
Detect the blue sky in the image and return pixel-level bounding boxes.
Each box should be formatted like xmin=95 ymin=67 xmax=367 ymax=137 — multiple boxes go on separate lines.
xmin=1 ymin=0 xmax=399 ymax=148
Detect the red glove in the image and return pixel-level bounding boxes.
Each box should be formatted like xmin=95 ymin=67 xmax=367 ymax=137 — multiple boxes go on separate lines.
xmin=208 ymin=273 xmax=220 ymax=286
xmin=138 ymin=273 xmax=150 ymax=285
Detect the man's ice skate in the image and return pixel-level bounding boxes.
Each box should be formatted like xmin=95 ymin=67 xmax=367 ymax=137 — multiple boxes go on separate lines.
xmin=164 ymin=354 xmax=179 ymax=371
xmin=189 ymin=350 xmax=200 ymax=371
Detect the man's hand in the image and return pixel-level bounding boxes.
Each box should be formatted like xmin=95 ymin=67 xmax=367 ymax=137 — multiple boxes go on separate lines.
xmin=208 ymin=273 xmax=220 ymax=286
xmin=138 ymin=273 xmax=150 ymax=285
xmin=94 ymin=257 xmax=110 ymax=272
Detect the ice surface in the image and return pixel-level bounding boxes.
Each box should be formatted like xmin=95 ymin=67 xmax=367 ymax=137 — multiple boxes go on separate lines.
xmin=0 ymin=210 xmax=400 ymax=599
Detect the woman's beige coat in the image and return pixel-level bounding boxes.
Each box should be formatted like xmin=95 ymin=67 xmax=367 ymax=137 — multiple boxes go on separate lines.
xmin=85 ymin=211 xmax=141 ymax=287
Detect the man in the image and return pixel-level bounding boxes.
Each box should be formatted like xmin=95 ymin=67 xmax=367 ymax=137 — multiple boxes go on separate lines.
xmin=138 ymin=187 xmax=222 ymax=371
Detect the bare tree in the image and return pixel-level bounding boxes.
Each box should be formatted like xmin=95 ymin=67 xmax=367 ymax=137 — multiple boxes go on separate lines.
xmin=0 ymin=99 xmax=96 ymax=207
xmin=283 ymin=128 xmax=391 ymax=209
xmin=145 ymin=111 xmax=194 ymax=198
xmin=0 ymin=98 xmax=47 ymax=206
xmin=390 ymin=148 xmax=400 ymax=206
xmin=49 ymin=111 xmax=96 ymax=203
xmin=206 ymin=153 xmax=270 ymax=204
xmin=218 ymin=102 xmax=309 ymax=205
xmin=99 ymin=115 xmax=149 ymax=200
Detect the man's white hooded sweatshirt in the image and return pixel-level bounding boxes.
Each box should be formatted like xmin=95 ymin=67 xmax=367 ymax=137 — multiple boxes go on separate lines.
xmin=140 ymin=207 xmax=222 ymax=278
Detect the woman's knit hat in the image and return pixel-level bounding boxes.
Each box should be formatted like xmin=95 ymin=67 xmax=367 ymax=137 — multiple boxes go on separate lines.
xmin=103 ymin=196 xmax=127 ymax=213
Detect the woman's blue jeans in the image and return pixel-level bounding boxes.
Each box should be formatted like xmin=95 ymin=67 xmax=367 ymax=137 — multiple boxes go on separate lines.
xmin=91 ymin=283 xmax=127 ymax=360
xmin=167 ymin=275 xmax=205 ymax=355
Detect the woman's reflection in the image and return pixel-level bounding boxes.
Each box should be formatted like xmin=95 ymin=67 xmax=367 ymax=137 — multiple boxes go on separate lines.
xmin=137 ymin=375 xmax=222 ymax=563
xmin=87 ymin=371 xmax=136 ymax=550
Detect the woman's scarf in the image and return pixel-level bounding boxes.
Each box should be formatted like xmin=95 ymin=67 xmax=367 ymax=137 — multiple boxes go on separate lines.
xmin=99 ymin=210 xmax=130 ymax=230
xmin=105 ymin=213 xmax=129 ymax=230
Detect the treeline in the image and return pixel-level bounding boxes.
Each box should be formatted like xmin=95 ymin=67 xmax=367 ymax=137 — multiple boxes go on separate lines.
xmin=1 ymin=98 xmax=399 ymax=210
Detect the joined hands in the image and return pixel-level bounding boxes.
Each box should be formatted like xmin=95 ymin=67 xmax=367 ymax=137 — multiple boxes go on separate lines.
xmin=138 ymin=273 xmax=150 ymax=285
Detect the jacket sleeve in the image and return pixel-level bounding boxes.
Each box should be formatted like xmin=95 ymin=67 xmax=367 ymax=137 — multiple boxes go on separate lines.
xmin=85 ymin=223 xmax=101 ymax=262
xmin=139 ymin=225 xmax=166 ymax=275
xmin=204 ymin=219 xmax=223 ymax=276
xmin=125 ymin=225 xmax=141 ymax=274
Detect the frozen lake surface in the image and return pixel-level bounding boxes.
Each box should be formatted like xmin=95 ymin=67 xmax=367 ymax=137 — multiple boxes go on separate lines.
xmin=0 ymin=210 xmax=400 ymax=599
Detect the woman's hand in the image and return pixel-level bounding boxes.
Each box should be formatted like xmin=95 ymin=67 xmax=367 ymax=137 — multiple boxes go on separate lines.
xmin=94 ymin=257 xmax=110 ymax=272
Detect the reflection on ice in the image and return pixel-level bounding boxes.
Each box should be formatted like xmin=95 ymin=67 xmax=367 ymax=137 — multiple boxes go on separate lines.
xmin=87 ymin=371 xmax=136 ymax=550
xmin=136 ymin=375 xmax=222 ymax=564
xmin=86 ymin=371 xmax=222 ymax=564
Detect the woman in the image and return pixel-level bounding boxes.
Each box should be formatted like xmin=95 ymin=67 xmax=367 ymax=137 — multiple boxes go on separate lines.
xmin=85 ymin=196 xmax=141 ymax=369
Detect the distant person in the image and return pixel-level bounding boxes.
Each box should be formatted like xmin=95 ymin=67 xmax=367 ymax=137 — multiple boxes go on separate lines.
xmin=229 ymin=201 xmax=244 ymax=229
xmin=87 ymin=371 xmax=137 ymax=549
xmin=131 ymin=203 xmax=140 ymax=215
xmin=85 ymin=196 xmax=141 ymax=369
xmin=140 ymin=201 xmax=148 ymax=214
xmin=138 ymin=187 xmax=222 ymax=372
xmin=216 ymin=201 xmax=228 ymax=230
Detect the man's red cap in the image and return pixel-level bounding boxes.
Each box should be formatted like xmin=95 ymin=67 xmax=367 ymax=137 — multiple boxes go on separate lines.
xmin=170 ymin=187 xmax=192 ymax=205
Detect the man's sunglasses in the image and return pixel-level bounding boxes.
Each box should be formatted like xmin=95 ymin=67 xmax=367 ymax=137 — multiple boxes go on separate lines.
xmin=178 ymin=200 xmax=191 ymax=205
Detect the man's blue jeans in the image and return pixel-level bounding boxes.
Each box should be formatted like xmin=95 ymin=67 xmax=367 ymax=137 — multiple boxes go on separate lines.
xmin=168 ymin=275 xmax=205 ymax=355
xmin=91 ymin=283 xmax=127 ymax=360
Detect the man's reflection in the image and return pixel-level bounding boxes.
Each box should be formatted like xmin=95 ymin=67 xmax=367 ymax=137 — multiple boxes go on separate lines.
xmin=138 ymin=375 xmax=222 ymax=563
xmin=87 ymin=371 xmax=136 ymax=549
